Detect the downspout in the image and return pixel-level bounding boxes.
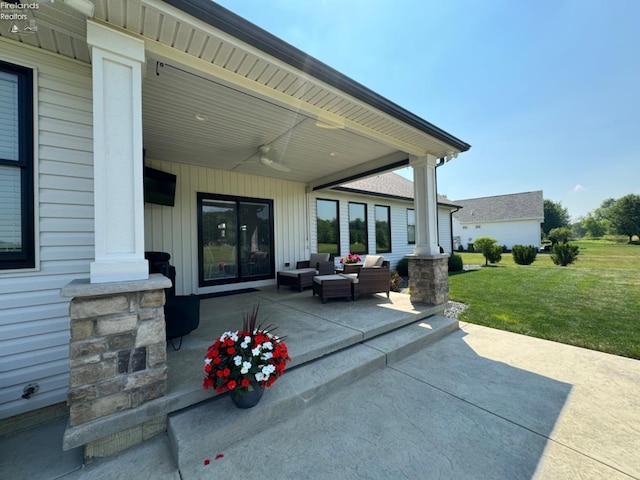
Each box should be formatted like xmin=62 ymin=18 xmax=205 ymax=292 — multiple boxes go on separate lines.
xmin=435 ymin=157 xmax=446 ymax=253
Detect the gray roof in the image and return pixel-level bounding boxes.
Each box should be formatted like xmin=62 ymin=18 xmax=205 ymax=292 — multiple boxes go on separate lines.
xmin=452 ymin=191 xmax=544 ymax=223
xmin=335 ymin=172 xmax=459 ymax=207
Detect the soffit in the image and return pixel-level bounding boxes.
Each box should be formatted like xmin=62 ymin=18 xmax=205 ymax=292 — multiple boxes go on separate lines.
xmin=0 ymin=0 xmax=468 ymax=185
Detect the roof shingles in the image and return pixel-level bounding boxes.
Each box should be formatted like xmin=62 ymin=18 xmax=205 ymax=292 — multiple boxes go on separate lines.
xmin=452 ymin=191 xmax=544 ymax=223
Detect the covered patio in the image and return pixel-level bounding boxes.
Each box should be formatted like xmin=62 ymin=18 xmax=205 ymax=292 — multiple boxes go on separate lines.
xmin=165 ymin=287 xmax=450 ymax=407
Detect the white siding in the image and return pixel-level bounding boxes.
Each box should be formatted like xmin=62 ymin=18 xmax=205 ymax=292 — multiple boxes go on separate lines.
xmin=438 ymin=208 xmax=453 ymax=254
xmin=143 ymin=160 xmax=308 ymax=295
xmin=0 ymin=39 xmax=93 ymax=419
xmin=309 ymin=191 xmax=450 ymax=269
xmin=453 ymin=218 xmax=542 ymax=250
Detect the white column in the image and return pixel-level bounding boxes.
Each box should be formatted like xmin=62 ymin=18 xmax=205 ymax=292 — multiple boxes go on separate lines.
xmin=87 ymin=21 xmax=148 ymax=283
xmin=411 ymin=155 xmax=441 ymax=256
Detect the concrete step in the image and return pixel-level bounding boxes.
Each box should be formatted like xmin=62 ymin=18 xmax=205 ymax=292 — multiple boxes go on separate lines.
xmin=167 ymin=315 xmax=457 ymax=474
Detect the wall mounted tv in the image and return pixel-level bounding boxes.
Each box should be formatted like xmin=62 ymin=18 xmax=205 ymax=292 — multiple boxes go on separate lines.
xmin=143 ymin=166 xmax=177 ymax=207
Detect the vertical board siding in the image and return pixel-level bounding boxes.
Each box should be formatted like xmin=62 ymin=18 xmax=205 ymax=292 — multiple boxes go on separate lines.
xmin=143 ymin=160 xmax=308 ymax=295
xmin=0 ymin=40 xmax=93 ymax=419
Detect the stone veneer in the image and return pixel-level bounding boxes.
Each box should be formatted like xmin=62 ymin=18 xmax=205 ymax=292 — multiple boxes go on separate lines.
xmin=60 ymin=274 xmax=171 ymax=460
xmin=407 ymin=254 xmax=449 ymax=305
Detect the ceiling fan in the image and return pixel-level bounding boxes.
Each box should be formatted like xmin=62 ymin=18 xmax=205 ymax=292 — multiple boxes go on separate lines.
xmin=258 ymin=145 xmax=291 ymax=172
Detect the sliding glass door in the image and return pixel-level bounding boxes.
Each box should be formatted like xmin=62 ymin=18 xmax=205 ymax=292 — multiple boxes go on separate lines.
xmin=198 ymin=193 xmax=274 ymax=286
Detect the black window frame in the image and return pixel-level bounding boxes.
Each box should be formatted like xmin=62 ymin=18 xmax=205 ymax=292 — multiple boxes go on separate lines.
xmin=0 ymin=60 xmax=34 ymax=270
xmin=375 ymin=204 xmax=392 ymax=254
xmin=348 ymin=201 xmax=368 ymax=255
xmin=197 ymin=192 xmax=275 ymax=287
xmin=316 ymin=198 xmax=340 ymax=256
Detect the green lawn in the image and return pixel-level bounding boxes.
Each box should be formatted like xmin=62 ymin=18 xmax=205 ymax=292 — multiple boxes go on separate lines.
xmin=449 ymin=241 xmax=640 ymax=359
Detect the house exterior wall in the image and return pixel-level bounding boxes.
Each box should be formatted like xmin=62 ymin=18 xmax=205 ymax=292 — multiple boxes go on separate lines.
xmin=143 ymin=159 xmax=309 ymax=295
xmin=309 ymin=190 xmax=454 ymax=269
xmin=453 ymin=218 xmax=542 ymax=250
xmin=0 ymin=40 xmax=93 ymax=418
xmin=437 ymin=209 xmax=453 ymax=253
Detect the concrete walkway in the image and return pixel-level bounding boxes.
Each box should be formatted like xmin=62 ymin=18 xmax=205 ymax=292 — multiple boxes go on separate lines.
xmin=3 ymin=322 xmax=639 ymax=479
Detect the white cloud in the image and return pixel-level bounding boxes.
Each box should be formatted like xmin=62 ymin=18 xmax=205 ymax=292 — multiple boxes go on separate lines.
xmin=570 ymin=184 xmax=587 ymax=193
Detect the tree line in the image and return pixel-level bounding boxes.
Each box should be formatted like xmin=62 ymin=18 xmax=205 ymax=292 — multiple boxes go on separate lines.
xmin=543 ymin=194 xmax=640 ymax=243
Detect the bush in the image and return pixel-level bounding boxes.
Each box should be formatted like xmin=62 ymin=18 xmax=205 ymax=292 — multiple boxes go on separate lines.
xmin=512 ymin=245 xmax=538 ymax=265
xmin=551 ymin=243 xmax=580 ymax=266
xmin=448 ymin=253 xmax=464 ymax=272
xmin=486 ymin=244 xmax=502 ymax=264
xmin=548 ymin=227 xmax=572 ymax=245
xmin=457 ymin=244 xmax=465 ymax=252
xmin=389 ymin=270 xmax=403 ymax=292
xmin=474 ymin=237 xmax=501 ymax=265
xmin=395 ymin=257 xmax=409 ymax=277
xmin=467 ymin=243 xmax=475 ymax=253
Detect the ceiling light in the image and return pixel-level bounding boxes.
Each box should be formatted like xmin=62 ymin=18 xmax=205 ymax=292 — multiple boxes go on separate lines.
xmin=329 ymin=151 xmax=339 ymax=157
xmin=194 ymin=114 xmax=208 ymax=122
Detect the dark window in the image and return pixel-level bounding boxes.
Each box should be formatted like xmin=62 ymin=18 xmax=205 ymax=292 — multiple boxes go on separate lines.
xmin=0 ymin=61 xmax=34 ymax=270
xmin=348 ymin=202 xmax=367 ymax=254
xmin=375 ymin=205 xmax=391 ymax=253
xmin=407 ymin=209 xmax=415 ymax=245
xmin=197 ymin=193 xmax=274 ymax=287
xmin=316 ymin=199 xmax=339 ymax=255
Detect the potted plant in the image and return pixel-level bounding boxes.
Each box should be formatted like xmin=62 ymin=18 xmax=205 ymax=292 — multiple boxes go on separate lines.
xmin=340 ymin=252 xmax=362 ymax=264
xmin=203 ymin=305 xmax=291 ymax=408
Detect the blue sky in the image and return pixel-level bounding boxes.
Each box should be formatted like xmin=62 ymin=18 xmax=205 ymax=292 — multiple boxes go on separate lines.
xmin=214 ymin=0 xmax=640 ymax=221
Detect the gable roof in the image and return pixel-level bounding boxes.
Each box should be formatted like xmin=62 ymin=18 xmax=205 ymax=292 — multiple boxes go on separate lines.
xmin=452 ymin=191 xmax=544 ymax=223
xmin=334 ymin=172 xmax=459 ymax=207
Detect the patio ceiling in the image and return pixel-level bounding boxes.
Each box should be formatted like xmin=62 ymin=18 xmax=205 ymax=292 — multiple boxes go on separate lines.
xmin=1 ymin=0 xmax=470 ymax=188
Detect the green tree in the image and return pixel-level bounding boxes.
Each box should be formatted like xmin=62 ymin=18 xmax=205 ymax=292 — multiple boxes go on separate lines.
xmin=581 ymin=214 xmax=609 ymax=237
xmin=609 ymin=194 xmax=640 ymax=242
xmin=474 ymin=236 xmax=500 ymax=266
xmin=548 ymin=227 xmax=572 ymax=245
xmin=542 ymin=199 xmax=570 ymax=236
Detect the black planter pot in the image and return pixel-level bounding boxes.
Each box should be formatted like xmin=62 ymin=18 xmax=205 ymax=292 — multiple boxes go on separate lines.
xmin=230 ymin=382 xmax=264 ymax=409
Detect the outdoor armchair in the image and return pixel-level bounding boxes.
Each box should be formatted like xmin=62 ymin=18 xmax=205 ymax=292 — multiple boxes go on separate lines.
xmin=277 ymin=253 xmax=332 ymax=291
xmin=339 ymin=255 xmax=390 ymax=300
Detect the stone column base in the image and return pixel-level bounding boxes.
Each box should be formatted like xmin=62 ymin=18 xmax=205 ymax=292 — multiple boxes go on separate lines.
xmin=60 ymin=274 xmax=171 ymax=459
xmin=407 ymin=254 xmax=449 ymax=305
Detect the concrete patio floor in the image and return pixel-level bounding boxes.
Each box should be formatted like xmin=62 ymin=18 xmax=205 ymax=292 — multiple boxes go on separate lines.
xmin=3 ymin=289 xmax=639 ymax=479
xmin=163 ymin=285 xmax=445 ymax=413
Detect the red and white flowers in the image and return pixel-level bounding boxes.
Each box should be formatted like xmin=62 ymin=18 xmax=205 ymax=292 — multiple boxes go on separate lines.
xmin=203 ymin=306 xmax=291 ymax=395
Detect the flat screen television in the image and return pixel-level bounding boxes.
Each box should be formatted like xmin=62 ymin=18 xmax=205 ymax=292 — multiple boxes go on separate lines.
xmin=143 ymin=166 xmax=177 ymax=207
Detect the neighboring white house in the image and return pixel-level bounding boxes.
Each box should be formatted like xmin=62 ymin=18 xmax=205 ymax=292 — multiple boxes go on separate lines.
xmin=452 ymin=191 xmax=544 ymax=250
xmin=322 ymin=172 xmax=461 ymax=267
xmin=0 ymin=0 xmax=469 ymax=421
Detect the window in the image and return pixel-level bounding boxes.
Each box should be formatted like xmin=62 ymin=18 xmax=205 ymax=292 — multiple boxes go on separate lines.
xmin=375 ymin=205 xmax=391 ymax=253
xmin=316 ymin=199 xmax=339 ymax=255
xmin=406 ymin=209 xmax=415 ymax=245
xmin=197 ymin=193 xmax=274 ymax=286
xmin=348 ymin=202 xmax=367 ymax=254
xmin=0 ymin=61 xmax=34 ymax=270
xmin=475 ymin=225 xmax=481 ymax=229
